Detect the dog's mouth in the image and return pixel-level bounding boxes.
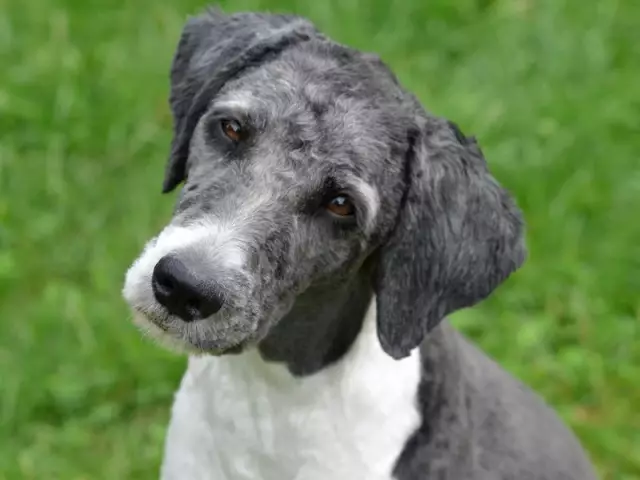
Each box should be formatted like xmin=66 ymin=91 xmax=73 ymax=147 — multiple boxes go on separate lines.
xmin=130 ymin=305 xmax=259 ymax=356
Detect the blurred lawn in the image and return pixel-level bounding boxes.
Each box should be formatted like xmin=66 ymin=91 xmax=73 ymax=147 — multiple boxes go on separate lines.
xmin=1 ymin=0 xmax=638 ymax=478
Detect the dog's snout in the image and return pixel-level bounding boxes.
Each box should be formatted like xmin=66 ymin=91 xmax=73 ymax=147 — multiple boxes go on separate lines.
xmin=152 ymin=255 xmax=224 ymax=321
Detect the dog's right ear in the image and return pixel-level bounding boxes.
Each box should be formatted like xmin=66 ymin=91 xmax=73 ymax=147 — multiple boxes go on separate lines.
xmin=163 ymin=10 xmax=319 ymax=193
xmin=162 ymin=16 xmax=215 ymax=194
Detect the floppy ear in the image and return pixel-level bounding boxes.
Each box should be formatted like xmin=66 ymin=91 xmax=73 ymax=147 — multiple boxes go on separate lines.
xmin=163 ymin=9 xmax=320 ymax=192
xmin=375 ymin=116 xmax=527 ymax=359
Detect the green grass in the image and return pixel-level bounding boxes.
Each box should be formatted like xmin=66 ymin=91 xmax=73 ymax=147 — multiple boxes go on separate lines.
xmin=1 ymin=0 xmax=638 ymax=478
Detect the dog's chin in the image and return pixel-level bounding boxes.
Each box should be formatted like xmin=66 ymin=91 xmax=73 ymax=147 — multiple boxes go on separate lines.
xmin=130 ymin=310 xmax=255 ymax=357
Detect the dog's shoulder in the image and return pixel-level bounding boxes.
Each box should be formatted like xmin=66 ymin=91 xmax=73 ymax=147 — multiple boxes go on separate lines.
xmin=393 ymin=322 xmax=597 ymax=480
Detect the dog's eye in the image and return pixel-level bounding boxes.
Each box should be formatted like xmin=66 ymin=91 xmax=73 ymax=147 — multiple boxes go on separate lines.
xmin=326 ymin=195 xmax=355 ymax=217
xmin=220 ymin=119 xmax=244 ymax=142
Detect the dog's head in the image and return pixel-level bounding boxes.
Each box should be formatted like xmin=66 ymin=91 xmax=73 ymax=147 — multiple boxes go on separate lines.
xmin=123 ymin=10 xmax=526 ymax=360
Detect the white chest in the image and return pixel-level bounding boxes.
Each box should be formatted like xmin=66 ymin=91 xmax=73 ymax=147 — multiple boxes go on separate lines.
xmin=160 ymin=306 xmax=421 ymax=480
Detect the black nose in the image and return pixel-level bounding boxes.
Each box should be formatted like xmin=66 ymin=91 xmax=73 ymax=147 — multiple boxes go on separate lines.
xmin=152 ymin=255 xmax=223 ymax=321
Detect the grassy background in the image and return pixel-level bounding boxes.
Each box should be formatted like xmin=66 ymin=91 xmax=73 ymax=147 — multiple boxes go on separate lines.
xmin=1 ymin=0 xmax=638 ymax=478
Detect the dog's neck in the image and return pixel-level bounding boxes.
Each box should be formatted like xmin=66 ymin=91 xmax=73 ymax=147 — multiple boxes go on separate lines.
xmin=171 ymin=292 xmax=469 ymax=480
xmin=257 ymin=270 xmax=373 ymax=376
xmin=173 ymin=295 xmax=424 ymax=480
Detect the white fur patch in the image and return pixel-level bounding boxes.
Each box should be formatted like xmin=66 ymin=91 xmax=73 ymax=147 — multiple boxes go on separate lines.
xmin=214 ymin=91 xmax=256 ymax=112
xmin=122 ymin=219 xmax=248 ymax=340
xmin=160 ymin=299 xmax=421 ymax=480
xmin=352 ymin=177 xmax=380 ymax=231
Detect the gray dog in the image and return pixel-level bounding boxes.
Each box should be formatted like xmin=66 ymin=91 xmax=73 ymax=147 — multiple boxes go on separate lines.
xmin=123 ymin=8 xmax=597 ymax=480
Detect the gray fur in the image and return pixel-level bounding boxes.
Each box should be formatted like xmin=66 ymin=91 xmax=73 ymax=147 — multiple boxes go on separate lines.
xmin=125 ymin=8 xmax=597 ymax=479
xmin=375 ymin=117 xmax=526 ymax=359
xmin=395 ymin=322 xmax=597 ymax=479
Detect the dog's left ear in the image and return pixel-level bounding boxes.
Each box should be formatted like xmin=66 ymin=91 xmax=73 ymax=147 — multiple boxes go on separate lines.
xmin=375 ymin=115 xmax=527 ymax=359
xmin=163 ymin=10 xmax=320 ymax=193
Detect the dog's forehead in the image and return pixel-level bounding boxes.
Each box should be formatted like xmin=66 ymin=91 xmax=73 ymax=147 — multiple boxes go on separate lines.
xmin=220 ymin=81 xmax=393 ymax=135
xmin=212 ymin=54 xmax=410 ymax=180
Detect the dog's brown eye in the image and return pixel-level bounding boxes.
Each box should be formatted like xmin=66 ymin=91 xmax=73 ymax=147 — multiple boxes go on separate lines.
xmin=326 ymin=195 xmax=355 ymax=217
xmin=221 ymin=119 xmax=243 ymax=142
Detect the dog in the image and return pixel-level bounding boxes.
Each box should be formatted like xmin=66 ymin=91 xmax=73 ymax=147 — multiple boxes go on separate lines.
xmin=122 ymin=8 xmax=598 ymax=480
